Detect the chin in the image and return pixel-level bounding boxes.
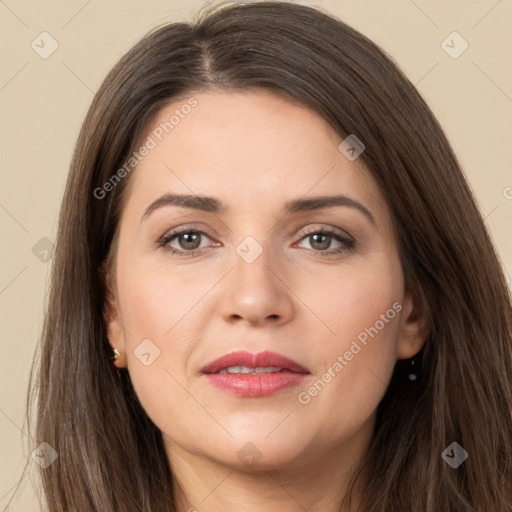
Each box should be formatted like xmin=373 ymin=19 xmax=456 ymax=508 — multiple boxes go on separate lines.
xmin=209 ymin=428 xmax=308 ymax=468
xmin=210 ymin=440 xmax=306 ymax=472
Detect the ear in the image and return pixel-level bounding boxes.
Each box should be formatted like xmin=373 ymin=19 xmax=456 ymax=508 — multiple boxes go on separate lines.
xmin=101 ymin=262 xmax=127 ymax=368
xmin=396 ymin=287 xmax=430 ymax=360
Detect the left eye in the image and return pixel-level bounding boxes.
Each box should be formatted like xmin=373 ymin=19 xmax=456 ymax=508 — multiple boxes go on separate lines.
xmin=296 ymin=230 xmax=351 ymax=252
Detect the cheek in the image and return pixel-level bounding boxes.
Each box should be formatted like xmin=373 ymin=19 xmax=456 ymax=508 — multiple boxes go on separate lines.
xmin=314 ymin=252 xmax=402 ymax=346
xmin=301 ymin=263 xmax=403 ymax=427
xmin=119 ymin=256 xmax=210 ymax=345
xmin=115 ymin=261 xmax=213 ymax=426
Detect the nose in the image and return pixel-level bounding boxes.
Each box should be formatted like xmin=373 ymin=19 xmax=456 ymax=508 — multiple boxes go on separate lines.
xmin=219 ymin=241 xmax=295 ymax=327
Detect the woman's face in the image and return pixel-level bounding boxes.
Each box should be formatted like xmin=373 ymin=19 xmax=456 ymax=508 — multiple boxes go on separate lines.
xmin=105 ymin=89 xmax=424 ymax=474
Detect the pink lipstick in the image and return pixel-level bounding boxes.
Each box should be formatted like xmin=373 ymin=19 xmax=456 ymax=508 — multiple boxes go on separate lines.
xmin=201 ymin=350 xmax=310 ymax=397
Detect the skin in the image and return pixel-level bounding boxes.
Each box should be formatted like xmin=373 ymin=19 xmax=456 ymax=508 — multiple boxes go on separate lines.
xmin=104 ymin=89 xmax=428 ymax=511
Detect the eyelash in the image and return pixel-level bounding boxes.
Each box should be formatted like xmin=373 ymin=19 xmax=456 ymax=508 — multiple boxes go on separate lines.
xmin=157 ymin=225 xmax=355 ymax=258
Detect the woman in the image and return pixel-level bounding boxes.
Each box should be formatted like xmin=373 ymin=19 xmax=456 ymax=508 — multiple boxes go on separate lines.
xmin=14 ymin=1 xmax=512 ymax=511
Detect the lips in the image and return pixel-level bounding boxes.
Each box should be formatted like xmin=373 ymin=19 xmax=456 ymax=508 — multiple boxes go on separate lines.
xmin=201 ymin=350 xmax=310 ymax=397
xmin=201 ymin=350 xmax=310 ymax=375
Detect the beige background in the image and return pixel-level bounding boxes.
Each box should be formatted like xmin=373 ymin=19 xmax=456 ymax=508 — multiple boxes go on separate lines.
xmin=1 ymin=0 xmax=511 ymax=509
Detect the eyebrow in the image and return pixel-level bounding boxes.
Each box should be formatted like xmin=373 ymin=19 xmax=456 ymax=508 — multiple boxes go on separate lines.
xmin=141 ymin=193 xmax=376 ymax=226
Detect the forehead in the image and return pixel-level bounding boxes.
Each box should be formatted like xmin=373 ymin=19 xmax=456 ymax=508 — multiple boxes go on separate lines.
xmin=124 ymin=89 xmax=386 ymax=220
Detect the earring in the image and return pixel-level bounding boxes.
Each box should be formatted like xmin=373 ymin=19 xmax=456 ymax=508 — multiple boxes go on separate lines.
xmin=408 ymin=357 xmax=417 ymax=381
xmin=112 ymin=348 xmax=120 ymax=362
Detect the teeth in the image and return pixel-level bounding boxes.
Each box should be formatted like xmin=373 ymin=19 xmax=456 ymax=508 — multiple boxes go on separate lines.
xmin=217 ymin=365 xmax=283 ymax=374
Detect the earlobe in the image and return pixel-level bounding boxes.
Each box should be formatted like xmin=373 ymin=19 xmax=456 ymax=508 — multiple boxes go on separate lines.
xmin=101 ymin=263 xmax=127 ymax=368
xmin=397 ymin=288 xmax=430 ymax=360
xmin=105 ymin=305 xmax=125 ymax=366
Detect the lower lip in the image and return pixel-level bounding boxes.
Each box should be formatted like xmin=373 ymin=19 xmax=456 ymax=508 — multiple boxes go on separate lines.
xmin=203 ymin=371 xmax=310 ymax=397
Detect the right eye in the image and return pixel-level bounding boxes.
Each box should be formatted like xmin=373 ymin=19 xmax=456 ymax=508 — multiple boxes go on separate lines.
xmin=158 ymin=228 xmax=218 ymax=257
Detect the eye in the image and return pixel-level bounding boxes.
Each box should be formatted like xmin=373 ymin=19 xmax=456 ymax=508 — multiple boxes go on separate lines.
xmin=158 ymin=228 xmax=217 ymax=256
xmin=295 ymin=227 xmax=355 ymax=256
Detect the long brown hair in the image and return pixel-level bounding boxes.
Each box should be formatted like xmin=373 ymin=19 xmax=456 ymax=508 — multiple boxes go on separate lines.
xmin=9 ymin=1 xmax=512 ymax=511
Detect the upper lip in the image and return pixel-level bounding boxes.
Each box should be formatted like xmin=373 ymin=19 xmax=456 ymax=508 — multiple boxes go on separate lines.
xmin=201 ymin=350 xmax=310 ymax=374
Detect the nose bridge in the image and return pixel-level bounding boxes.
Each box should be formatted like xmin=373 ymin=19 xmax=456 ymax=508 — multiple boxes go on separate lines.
xmin=232 ymin=234 xmax=278 ymax=296
xmin=220 ymin=233 xmax=293 ymax=325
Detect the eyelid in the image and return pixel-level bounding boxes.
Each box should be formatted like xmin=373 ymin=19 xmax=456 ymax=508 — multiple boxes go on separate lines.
xmin=296 ymin=224 xmax=354 ymax=243
xmin=160 ymin=223 xmax=215 ymax=238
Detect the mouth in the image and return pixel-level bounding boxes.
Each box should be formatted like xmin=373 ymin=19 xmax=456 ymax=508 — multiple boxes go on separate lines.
xmin=201 ymin=349 xmax=310 ymax=375
xmin=215 ymin=365 xmax=291 ymax=374
xmin=201 ymin=350 xmax=310 ymax=397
